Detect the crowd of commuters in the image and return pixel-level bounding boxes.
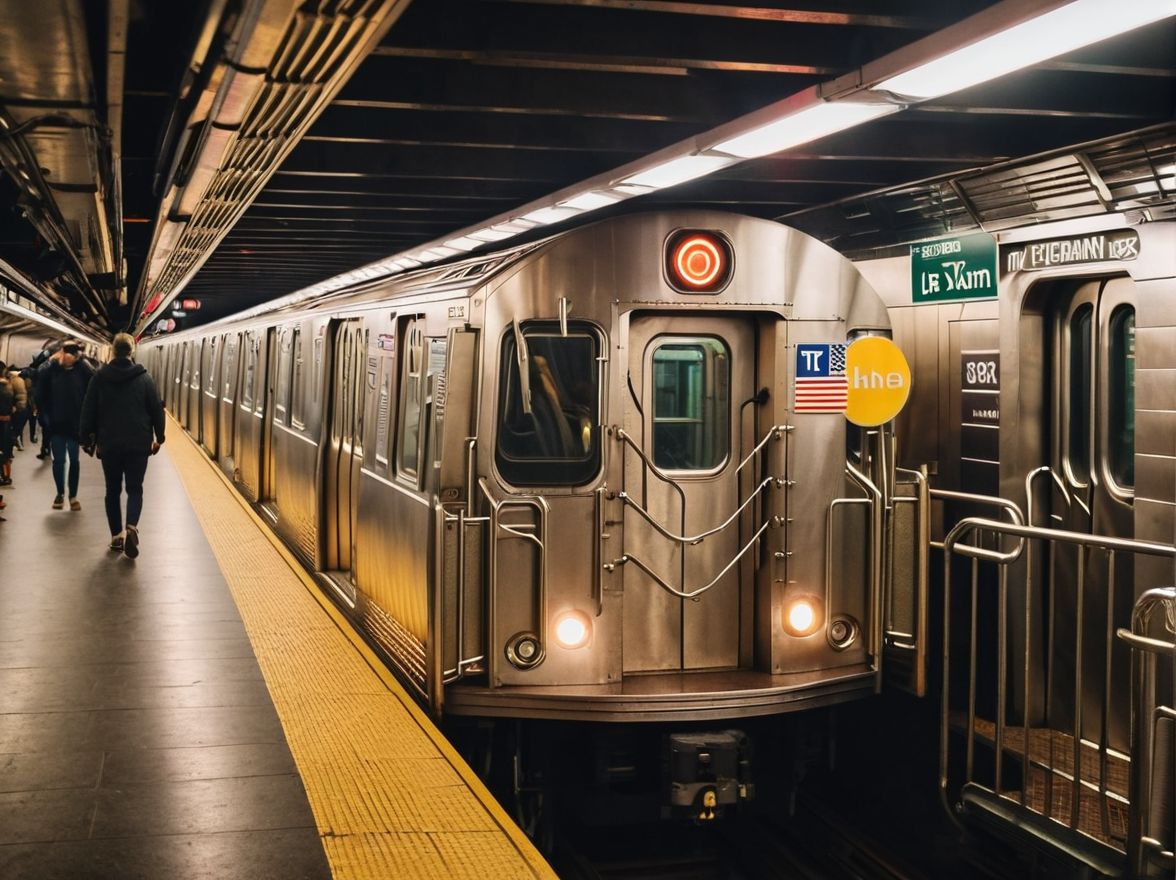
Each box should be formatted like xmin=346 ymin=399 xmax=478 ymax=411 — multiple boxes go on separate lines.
xmin=0 ymin=334 xmax=165 ymax=555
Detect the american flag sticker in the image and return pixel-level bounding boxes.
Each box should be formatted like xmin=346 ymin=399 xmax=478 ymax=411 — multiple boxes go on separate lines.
xmin=795 ymin=343 xmax=848 ymax=413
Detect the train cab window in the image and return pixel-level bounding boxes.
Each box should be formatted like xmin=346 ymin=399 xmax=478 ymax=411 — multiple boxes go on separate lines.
xmin=1067 ymin=305 xmax=1092 ymax=484
xmin=496 ymin=324 xmax=600 ymax=486
xmin=1108 ymin=306 xmax=1135 ymax=489
xmin=651 ymin=338 xmax=729 ymax=471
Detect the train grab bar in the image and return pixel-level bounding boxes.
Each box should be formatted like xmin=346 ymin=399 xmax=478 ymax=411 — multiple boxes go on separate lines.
xmin=611 ymin=520 xmax=771 ymax=601
xmin=617 ymin=476 xmax=776 ymax=545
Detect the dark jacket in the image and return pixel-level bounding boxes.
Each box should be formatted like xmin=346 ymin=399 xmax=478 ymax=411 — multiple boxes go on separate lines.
xmin=38 ymin=359 xmax=94 ymax=437
xmin=79 ymin=358 xmax=165 ymax=455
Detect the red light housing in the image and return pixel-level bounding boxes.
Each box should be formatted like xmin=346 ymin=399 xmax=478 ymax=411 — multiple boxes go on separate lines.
xmin=665 ymin=230 xmax=733 ymax=293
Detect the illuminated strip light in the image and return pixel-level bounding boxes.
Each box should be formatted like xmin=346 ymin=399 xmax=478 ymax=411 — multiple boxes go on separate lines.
xmin=0 ymin=299 xmax=99 ymax=344
xmin=713 ymin=102 xmax=899 ymax=159
xmin=621 ymin=154 xmax=734 ymax=190
xmin=876 ymin=0 xmax=1176 ymax=100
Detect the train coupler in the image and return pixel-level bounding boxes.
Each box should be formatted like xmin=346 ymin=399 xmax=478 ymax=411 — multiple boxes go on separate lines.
xmin=665 ymin=730 xmax=754 ymax=822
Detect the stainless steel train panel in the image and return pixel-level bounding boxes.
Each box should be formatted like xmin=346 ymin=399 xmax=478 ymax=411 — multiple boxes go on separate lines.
xmin=216 ymin=332 xmax=241 ymax=479
xmin=200 ymin=335 xmax=219 ymax=457
xmin=321 ymin=318 xmax=365 ymax=580
xmin=621 ymin=315 xmax=753 ymax=673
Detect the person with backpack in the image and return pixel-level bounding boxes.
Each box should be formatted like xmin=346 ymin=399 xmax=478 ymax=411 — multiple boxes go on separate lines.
xmin=0 ymin=362 xmax=14 ymax=487
xmin=80 ymin=333 xmax=165 ymax=557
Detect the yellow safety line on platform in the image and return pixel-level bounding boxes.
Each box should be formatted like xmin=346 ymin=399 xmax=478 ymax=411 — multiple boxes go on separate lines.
xmin=165 ymin=416 xmax=556 ymax=880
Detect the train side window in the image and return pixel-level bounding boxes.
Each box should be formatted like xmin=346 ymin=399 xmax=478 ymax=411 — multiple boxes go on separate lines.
xmin=242 ymin=336 xmax=257 ymax=409
xmin=1107 ymin=306 xmax=1135 ymax=489
xmin=397 ymin=322 xmax=425 ymax=480
xmin=291 ymin=326 xmax=305 ymax=429
xmin=651 ymin=338 xmax=729 ymax=471
xmin=1067 ymin=305 xmax=1092 ymax=484
xmin=496 ymin=323 xmax=600 ymax=486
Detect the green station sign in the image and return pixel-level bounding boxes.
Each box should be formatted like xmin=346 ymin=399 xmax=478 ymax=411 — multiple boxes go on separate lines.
xmin=910 ymin=232 xmax=998 ymax=303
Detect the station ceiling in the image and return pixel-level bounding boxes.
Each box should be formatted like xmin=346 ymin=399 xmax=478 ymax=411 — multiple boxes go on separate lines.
xmin=0 ymin=0 xmax=1173 ymax=338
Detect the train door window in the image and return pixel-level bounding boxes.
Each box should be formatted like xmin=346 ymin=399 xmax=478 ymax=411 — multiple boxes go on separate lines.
xmin=242 ymin=334 xmax=257 ymax=409
xmin=397 ymin=321 xmax=425 ymax=480
xmin=374 ymin=356 xmax=392 ymax=472
xmin=650 ymin=338 xmax=729 ymax=471
xmin=313 ymin=331 xmax=324 ymax=404
xmin=1107 ymin=306 xmax=1135 ymax=489
xmin=276 ymin=328 xmax=292 ymax=423
xmin=496 ymin=323 xmax=600 ymax=486
xmin=1066 ymin=305 xmax=1093 ymax=485
xmin=291 ymin=326 xmax=305 ymax=429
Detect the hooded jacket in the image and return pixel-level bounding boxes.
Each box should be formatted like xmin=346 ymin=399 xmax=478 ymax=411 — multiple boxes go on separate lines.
xmin=79 ymin=358 xmax=165 ymax=455
xmin=38 ymin=358 xmax=94 ymax=437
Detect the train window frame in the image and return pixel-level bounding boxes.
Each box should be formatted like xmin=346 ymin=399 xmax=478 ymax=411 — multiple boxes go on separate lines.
xmin=276 ymin=327 xmax=293 ymax=424
xmin=291 ymin=326 xmax=307 ymax=430
xmin=1064 ymin=304 xmax=1093 ymax=488
xmin=242 ymin=334 xmax=257 ymax=410
xmin=495 ymin=321 xmax=603 ymax=487
xmin=1105 ymin=304 xmax=1135 ymax=494
xmin=396 ymin=319 xmax=426 ymax=484
xmin=647 ymin=335 xmax=731 ymax=475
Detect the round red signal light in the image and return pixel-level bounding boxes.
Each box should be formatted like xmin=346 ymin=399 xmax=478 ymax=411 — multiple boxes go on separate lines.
xmin=665 ymin=230 xmax=732 ymax=293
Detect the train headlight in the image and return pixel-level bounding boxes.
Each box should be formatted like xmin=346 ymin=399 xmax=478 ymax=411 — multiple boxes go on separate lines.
xmin=782 ymin=596 xmax=822 ymax=637
xmin=554 ymin=611 xmax=592 ymax=650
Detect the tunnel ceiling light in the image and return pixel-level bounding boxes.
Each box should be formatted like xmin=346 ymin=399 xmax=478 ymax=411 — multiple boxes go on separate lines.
xmin=468 ymin=226 xmax=516 ymax=242
xmin=558 ymin=190 xmax=620 ymax=211
xmin=620 ymin=154 xmax=734 ymax=190
xmin=713 ymin=102 xmax=900 ymax=159
xmin=520 ymin=205 xmax=582 ymax=226
xmin=445 ymin=236 xmax=483 ymax=252
xmin=875 ymin=0 xmax=1176 ymax=100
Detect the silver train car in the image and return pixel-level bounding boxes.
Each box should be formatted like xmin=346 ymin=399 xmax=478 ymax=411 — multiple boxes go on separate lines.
xmin=858 ymin=216 xmax=1175 ymax=877
xmin=141 ymin=210 xmax=927 ymax=821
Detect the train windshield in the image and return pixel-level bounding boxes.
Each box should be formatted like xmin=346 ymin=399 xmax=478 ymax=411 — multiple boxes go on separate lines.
xmin=497 ymin=324 xmax=600 ymax=485
xmin=651 ymin=338 xmax=729 ymax=471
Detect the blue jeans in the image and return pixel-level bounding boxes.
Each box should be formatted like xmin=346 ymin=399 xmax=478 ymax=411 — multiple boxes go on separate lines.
xmin=51 ymin=434 xmax=80 ymax=498
xmin=101 ymin=450 xmax=149 ymax=534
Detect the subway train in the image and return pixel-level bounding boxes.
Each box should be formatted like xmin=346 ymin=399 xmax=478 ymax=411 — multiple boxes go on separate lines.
xmin=139 ymin=210 xmax=928 ymax=823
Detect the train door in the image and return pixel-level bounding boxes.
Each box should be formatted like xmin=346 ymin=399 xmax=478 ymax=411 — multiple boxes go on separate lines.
xmin=1043 ymin=276 xmax=1136 ymax=747
xmin=622 ymin=315 xmax=755 ymax=672
xmin=218 ymin=333 xmax=241 ymax=473
xmin=259 ymin=327 xmax=279 ymax=508
xmin=178 ymin=341 xmax=191 ymax=428
xmin=201 ymin=336 xmax=219 ymax=457
xmin=321 ymin=319 xmax=365 ymax=592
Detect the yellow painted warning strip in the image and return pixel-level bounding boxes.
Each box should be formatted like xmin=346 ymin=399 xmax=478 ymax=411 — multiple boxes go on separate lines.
xmin=164 ymin=416 xmax=556 ymax=880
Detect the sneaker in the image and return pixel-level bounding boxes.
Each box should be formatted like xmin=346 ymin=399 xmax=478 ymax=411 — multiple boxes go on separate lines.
xmin=109 ymin=534 xmax=124 ymax=553
xmin=69 ymin=498 xmax=81 ymax=511
xmin=52 ymin=495 xmax=64 ymax=509
xmin=36 ymin=452 xmax=49 ymax=460
xmin=123 ymin=525 xmax=139 ymax=559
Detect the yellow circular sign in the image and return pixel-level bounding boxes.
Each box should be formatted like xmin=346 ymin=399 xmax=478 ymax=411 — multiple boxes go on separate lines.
xmin=844 ymin=337 xmax=912 ymax=427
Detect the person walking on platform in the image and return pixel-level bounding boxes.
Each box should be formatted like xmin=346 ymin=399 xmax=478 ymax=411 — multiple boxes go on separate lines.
xmin=39 ymin=341 xmax=94 ymax=510
xmin=80 ymin=333 xmax=165 ymax=558
xmin=5 ymin=364 xmax=28 ymax=452
xmin=0 ymin=363 xmax=14 ymax=487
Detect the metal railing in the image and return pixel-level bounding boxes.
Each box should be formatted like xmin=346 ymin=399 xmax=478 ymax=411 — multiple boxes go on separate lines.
xmin=608 ymin=423 xmax=787 ymax=600
xmin=1118 ymin=587 xmax=1176 ymax=878
xmin=940 ymin=516 xmax=1176 ymax=862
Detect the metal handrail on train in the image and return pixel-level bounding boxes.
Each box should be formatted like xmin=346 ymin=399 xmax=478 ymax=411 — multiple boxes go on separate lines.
xmin=940 ymin=517 xmax=1176 ymax=859
xmin=478 ymin=477 xmax=549 ymax=687
xmin=1117 ymin=586 xmax=1176 ymax=878
xmin=608 ymin=423 xmax=787 ymax=601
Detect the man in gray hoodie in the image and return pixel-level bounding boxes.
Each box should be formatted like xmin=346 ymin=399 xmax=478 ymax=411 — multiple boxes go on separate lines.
xmin=80 ymin=333 xmax=165 ymax=558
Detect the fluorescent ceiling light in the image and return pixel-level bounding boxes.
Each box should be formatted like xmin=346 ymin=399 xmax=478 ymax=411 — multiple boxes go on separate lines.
xmin=395 ymin=257 xmax=422 ymax=268
xmin=520 ymin=205 xmax=582 ymax=225
xmin=445 ymin=236 xmax=482 ymax=252
xmin=714 ymin=102 xmax=899 ymax=159
xmin=610 ymin=183 xmax=655 ymax=196
xmin=876 ymin=0 xmax=1176 ymax=100
xmin=621 ymin=155 xmax=733 ymax=190
xmin=558 ymin=191 xmax=619 ymax=211
xmin=417 ymin=247 xmax=457 ymax=261
xmin=468 ymin=227 xmax=515 ymax=242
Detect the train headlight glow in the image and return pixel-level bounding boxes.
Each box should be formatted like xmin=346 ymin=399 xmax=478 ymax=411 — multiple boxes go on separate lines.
xmin=665 ymin=230 xmax=733 ymax=293
xmin=554 ymin=611 xmax=592 ymax=650
xmin=783 ymin=597 xmax=822 ymax=637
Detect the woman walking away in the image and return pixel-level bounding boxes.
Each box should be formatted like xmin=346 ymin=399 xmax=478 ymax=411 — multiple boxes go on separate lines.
xmin=80 ymin=334 xmax=165 ymax=558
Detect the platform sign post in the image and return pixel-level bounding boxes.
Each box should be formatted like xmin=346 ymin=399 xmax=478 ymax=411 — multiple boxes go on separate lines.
xmin=910 ymin=232 xmax=997 ymax=303
xmin=844 ymin=337 xmax=911 ymax=427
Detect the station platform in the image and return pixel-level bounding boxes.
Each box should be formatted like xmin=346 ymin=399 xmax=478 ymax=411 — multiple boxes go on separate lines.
xmin=0 ymin=418 xmax=555 ymax=880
